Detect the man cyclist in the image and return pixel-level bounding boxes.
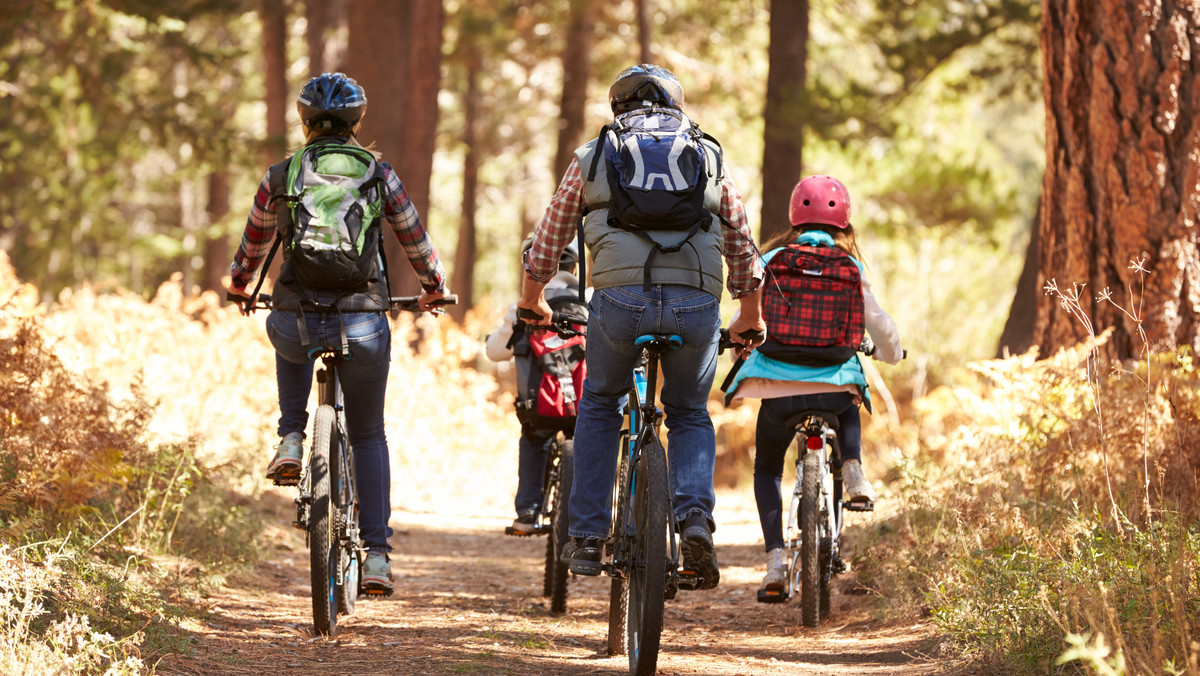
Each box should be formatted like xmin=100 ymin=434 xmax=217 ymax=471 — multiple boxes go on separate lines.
xmin=519 ymin=64 xmax=765 ymax=590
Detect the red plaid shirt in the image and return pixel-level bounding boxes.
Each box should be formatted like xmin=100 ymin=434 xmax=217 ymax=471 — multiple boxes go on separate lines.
xmin=525 ymin=157 xmax=763 ymax=298
xmin=230 ymin=160 xmax=446 ymax=293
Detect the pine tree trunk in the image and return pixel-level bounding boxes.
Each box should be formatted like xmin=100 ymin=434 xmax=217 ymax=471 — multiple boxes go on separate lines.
xmin=553 ymin=0 xmax=596 ymax=180
xmin=1035 ymin=0 xmax=1200 ymax=358
xmin=450 ymin=54 xmax=481 ymax=321
xmin=346 ymin=0 xmax=411 ymax=295
xmin=203 ymin=171 xmax=231 ymax=295
xmin=760 ymin=0 xmax=808 ymax=245
xmin=306 ymin=0 xmax=328 ymax=75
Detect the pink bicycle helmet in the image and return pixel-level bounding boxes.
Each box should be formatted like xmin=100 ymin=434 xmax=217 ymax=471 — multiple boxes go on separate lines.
xmin=789 ymin=175 xmax=851 ymax=228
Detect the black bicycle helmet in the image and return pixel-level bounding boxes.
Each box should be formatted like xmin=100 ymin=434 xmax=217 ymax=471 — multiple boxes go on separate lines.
xmin=297 ymin=72 xmax=368 ymax=131
xmin=608 ymin=64 xmax=685 ymax=113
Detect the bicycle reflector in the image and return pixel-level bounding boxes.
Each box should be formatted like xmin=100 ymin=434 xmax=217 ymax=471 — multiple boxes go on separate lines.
xmin=806 ymin=435 xmax=823 ymax=451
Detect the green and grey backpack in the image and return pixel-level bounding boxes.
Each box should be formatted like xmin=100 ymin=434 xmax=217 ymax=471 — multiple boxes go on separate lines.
xmin=276 ymin=142 xmax=386 ymax=291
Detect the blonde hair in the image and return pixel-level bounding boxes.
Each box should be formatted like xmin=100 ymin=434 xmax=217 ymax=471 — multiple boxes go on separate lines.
xmin=762 ymin=224 xmax=864 ymax=262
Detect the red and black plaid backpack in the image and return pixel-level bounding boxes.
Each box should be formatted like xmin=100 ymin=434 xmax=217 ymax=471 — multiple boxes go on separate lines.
xmin=758 ymin=243 xmax=865 ymax=366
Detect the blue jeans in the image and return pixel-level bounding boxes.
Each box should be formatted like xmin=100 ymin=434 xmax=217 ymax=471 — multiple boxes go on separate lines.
xmin=753 ymin=392 xmax=861 ymax=551
xmin=568 ymin=285 xmax=722 ymax=540
xmin=267 ymin=310 xmax=394 ymax=554
xmin=515 ymin=428 xmax=556 ymax=515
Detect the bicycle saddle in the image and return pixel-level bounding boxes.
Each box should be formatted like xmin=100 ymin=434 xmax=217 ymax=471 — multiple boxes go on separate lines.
xmin=634 ymin=334 xmax=683 ymax=349
xmin=784 ymin=409 xmax=840 ymax=433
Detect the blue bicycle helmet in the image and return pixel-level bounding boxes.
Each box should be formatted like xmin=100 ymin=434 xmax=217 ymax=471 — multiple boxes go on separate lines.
xmin=608 ymin=64 xmax=685 ymax=113
xmin=297 ymin=72 xmax=368 ymax=130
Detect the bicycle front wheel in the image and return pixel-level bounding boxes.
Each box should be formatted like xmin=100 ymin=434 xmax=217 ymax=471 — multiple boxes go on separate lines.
xmin=309 ymin=405 xmax=339 ymax=636
xmin=625 ymin=437 xmax=668 ymax=676
xmin=548 ymin=439 xmax=574 ymax=614
xmin=798 ymin=447 xmax=822 ymax=628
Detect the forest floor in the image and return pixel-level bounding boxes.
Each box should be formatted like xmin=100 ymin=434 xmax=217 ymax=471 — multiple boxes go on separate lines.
xmin=154 ymin=489 xmax=960 ymax=676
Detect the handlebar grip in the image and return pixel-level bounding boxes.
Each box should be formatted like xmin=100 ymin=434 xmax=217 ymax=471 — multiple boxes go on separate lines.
xmin=517 ymin=307 xmax=548 ymax=322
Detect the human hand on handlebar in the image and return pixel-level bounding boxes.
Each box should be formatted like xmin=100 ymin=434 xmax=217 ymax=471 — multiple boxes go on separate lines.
xmin=226 ymin=285 xmax=253 ymax=316
xmin=726 ymin=315 xmax=766 ymax=359
xmin=418 ymin=289 xmax=449 ymax=314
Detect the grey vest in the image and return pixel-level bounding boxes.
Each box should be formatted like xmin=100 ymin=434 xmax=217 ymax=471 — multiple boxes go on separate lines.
xmin=574 ymin=136 xmax=726 ymax=299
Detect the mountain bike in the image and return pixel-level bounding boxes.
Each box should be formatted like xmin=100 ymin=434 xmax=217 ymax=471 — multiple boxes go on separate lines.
xmin=230 ymin=292 xmax=456 ymax=637
xmin=603 ymin=327 xmax=763 ymax=676
xmin=754 ymin=338 xmax=904 ymax=629
xmin=506 ymin=312 xmax=584 ymax=615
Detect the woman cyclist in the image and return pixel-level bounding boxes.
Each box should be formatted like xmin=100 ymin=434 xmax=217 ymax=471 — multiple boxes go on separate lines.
xmin=227 ymin=72 xmax=448 ymax=595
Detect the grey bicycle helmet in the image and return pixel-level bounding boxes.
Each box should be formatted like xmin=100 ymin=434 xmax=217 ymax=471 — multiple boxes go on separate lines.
xmin=522 ymin=235 xmax=579 ymax=268
xmin=608 ymin=64 xmax=685 ymax=113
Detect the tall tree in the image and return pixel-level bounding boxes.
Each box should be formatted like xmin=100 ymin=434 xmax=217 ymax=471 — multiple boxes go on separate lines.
xmin=1034 ymin=1 xmax=1200 ymax=358
xmin=305 ymin=0 xmax=329 ymax=74
xmin=345 ymin=0 xmax=410 ymax=293
xmin=634 ymin=0 xmax=652 ymax=64
xmin=552 ymin=0 xmax=597 ymax=180
xmin=759 ymin=0 xmax=808 ymax=245
xmin=450 ymin=52 xmax=481 ymax=321
xmin=397 ymin=0 xmax=446 ymax=296
xmin=261 ymin=0 xmax=289 ymax=160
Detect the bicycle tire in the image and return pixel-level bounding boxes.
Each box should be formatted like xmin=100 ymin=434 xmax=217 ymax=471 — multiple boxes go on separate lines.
xmin=818 ymin=536 xmax=832 ymax=618
xmin=625 ymin=437 xmax=668 ymax=676
xmin=799 ymin=447 xmax=822 ymax=628
xmin=335 ymin=418 xmax=359 ymax=617
xmin=542 ymin=438 xmax=561 ymax=597
xmin=309 ymin=405 xmax=339 ymax=636
xmin=549 ymin=439 xmax=574 ymax=614
xmin=607 ymin=434 xmax=631 ymax=656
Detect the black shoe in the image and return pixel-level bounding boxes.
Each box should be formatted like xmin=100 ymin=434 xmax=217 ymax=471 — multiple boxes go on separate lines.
xmin=563 ymin=536 xmax=603 ymax=576
xmin=679 ymin=513 xmax=720 ymax=590
xmin=509 ymin=509 xmax=539 ymax=535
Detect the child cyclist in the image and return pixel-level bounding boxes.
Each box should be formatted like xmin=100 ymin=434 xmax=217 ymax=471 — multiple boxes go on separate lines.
xmin=723 ymin=175 xmax=903 ymax=598
xmin=485 ymin=235 xmax=588 ymax=533
xmin=227 ymin=72 xmax=448 ymax=595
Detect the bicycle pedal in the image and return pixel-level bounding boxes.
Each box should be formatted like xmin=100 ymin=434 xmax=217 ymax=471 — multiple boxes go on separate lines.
xmin=676 ymin=570 xmax=702 ymax=591
xmin=757 ymin=588 xmax=788 ymax=604
xmin=843 ymin=499 xmax=874 ymax=512
xmin=362 ymin=587 xmax=394 ymax=597
xmin=290 ymin=520 xmax=305 ymax=530
xmin=503 ymin=525 xmax=550 ymax=537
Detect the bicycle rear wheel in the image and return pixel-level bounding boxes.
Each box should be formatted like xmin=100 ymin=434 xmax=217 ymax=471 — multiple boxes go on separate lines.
xmin=798 ymin=447 xmax=822 ymax=628
xmin=625 ymin=437 xmax=668 ymax=676
xmin=607 ymin=433 xmax=631 ymax=656
xmin=335 ymin=419 xmax=359 ymax=617
xmin=309 ymin=405 xmax=339 ymax=636
xmin=548 ymin=439 xmax=574 ymax=614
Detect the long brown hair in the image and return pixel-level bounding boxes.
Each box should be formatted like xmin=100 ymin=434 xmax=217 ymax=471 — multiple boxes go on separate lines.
xmin=761 ymin=223 xmax=864 ymax=263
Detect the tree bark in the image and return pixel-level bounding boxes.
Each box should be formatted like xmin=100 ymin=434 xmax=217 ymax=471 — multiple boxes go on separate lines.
xmin=759 ymin=0 xmax=808 ymax=245
xmin=203 ymin=171 xmax=231 ymax=294
xmin=635 ymin=0 xmax=652 ymax=65
xmin=996 ymin=197 xmax=1041 ymax=357
xmin=305 ymin=0 xmax=328 ymax=75
xmin=450 ymin=54 xmax=481 ymax=321
xmin=1036 ymin=0 xmax=1200 ymax=358
xmin=346 ymin=0 xmax=412 ymax=295
xmin=395 ymin=0 xmax=445 ymax=297
xmin=261 ymin=0 xmax=289 ymax=160
xmin=553 ymin=0 xmax=596 ymax=181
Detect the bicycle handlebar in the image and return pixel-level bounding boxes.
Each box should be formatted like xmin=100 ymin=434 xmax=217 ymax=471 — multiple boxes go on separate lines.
xmin=515 ymin=307 xmax=587 ymax=340
xmin=226 ymin=292 xmax=458 ymax=314
xmin=717 ymin=328 xmax=767 ymax=355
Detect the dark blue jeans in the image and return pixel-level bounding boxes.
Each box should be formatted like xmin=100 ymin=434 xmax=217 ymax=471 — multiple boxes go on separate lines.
xmin=267 ymin=310 xmax=394 ymax=554
xmin=753 ymin=392 xmax=861 ymax=552
xmin=569 ymin=285 xmax=722 ymax=539
xmin=515 ymin=428 xmax=556 ymax=515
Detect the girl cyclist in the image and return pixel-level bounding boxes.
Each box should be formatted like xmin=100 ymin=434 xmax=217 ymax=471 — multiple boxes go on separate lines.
xmin=227 ymin=72 xmax=448 ymax=595
xmin=723 ymin=175 xmax=903 ymax=598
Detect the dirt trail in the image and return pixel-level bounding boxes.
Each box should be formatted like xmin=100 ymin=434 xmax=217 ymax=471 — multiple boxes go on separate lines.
xmin=156 ymin=491 xmax=947 ymax=675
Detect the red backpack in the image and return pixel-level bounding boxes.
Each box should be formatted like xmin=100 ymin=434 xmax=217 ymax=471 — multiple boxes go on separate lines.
xmin=513 ymin=287 xmax=588 ymax=431
xmin=758 ymin=243 xmax=865 ymax=366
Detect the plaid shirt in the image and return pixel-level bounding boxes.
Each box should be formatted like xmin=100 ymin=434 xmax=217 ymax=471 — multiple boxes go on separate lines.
xmin=525 ymin=156 xmax=763 ymax=298
xmin=230 ymin=159 xmax=446 ymax=293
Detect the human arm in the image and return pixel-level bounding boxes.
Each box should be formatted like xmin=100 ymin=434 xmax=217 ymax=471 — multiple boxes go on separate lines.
xmin=484 ymin=302 xmax=520 ymax=361
xmin=862 ymin=276 xmax=903 ymax=364
xmin=227 ymin=169 xmax=277 ymax=297
xmin=716 ymin=171 xmax=765 ymax=301
xmin=519 ymin=158 xmax=587 ymax=322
